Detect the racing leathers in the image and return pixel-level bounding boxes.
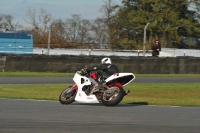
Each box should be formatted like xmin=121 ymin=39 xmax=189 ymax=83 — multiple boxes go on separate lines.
xmin=84 ymin=63 xmax=119 ymax=88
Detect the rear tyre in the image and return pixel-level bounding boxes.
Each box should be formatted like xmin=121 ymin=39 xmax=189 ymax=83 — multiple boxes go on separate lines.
xmin=59 ymin=85 xmax=77 ymax=104
xmin=101 ymin=86 xmax=125 ymax=106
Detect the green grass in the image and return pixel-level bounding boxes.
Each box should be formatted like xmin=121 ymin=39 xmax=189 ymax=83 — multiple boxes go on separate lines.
xmin=0 ymin=84 xmax=64 ymax=100
xmin=135 ymin=74 xmax=200 ymax=77
xmin=0 ymin=72 xmax=199 ymax=106
xmin=0 ymin=84 xmax=200 ymax=107
xmin=0 ymin=72 xmax=200 ymax=77
xmin=0 ymin=72 xmax=74 ymax=77
xmin=122 ymin=84 xmax=200 ymax=107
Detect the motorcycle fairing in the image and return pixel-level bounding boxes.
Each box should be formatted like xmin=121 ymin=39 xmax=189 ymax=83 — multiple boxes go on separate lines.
xmin=105 ymin=73 xmax=135 ymax=86
xmin=73 ymin=72 xmax=99 ymax=103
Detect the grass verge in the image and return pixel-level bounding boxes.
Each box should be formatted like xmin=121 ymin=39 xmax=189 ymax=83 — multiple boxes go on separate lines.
xmin=0 ymin=72 xmax=74 ymax=77
xmin=0 ymin=83 xmax=199 ymax=107
xmin=0 ymin=72 xmax=200 ymax=77
xmin=122 ymin=83 xmax=200 ymax=107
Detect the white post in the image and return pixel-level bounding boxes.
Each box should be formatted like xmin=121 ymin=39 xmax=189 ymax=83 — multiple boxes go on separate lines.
xmin=47 ymin=20 xmax=55 ymax=55
xmin=143 ymin=22 xmax=150 ymax=57
xmin=14 ymin=22 xmax=19 ymax=54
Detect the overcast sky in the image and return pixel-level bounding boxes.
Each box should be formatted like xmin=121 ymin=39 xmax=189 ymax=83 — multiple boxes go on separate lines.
xmin=0 ymin=0 xmax=122 ymax=26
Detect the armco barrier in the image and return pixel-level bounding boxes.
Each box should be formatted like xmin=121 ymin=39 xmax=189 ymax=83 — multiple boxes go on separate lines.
xmin=0 ymin=56 xmax=6 ymax=72
xmin=1 ymin=55 xmax=200 ymax=74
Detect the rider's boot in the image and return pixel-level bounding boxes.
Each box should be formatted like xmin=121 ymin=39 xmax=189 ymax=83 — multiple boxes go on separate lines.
xmin=124 ymin=90 xmax=130 ymax=95
xmin=96 ymin=80 xmax=106 ymax=90
xmin=82 ymin=85 xmax=91 ymax=95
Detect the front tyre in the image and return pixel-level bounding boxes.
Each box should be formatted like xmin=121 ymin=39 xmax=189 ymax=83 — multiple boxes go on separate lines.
xmin=101 ymin=86 xmax=125 ymax=106
xmin=59 ymin=85 xmax=77 ymax=104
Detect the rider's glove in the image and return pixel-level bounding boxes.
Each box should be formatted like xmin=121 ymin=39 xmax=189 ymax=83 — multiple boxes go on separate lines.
xmin=80 ymin=68 xmax=87 ymax=76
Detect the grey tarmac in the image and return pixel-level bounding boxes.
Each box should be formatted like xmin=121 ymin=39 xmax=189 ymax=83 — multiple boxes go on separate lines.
xmin=0 ymin=77 xmax=199 ymax=133
xmin=0 ymin=99 xmax=200 ymax=133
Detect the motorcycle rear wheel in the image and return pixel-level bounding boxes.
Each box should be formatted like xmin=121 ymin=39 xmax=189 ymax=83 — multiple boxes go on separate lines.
xmin=59 ymin=85 xmax=77 ymax=104
xmin=101 ymin=86 xmax=125 ymax=106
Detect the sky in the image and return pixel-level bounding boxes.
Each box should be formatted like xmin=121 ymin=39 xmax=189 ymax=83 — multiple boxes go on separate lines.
xmin=0 ymin=0 xmax=122 ymax=27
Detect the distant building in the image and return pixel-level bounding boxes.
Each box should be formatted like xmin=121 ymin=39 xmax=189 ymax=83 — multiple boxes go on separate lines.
xmin=0 ymin=30 xmax=33 ymax=54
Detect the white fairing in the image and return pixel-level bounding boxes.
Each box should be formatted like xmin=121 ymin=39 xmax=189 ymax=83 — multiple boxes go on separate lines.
xmin=105 ymin=73 xmax=135 ymax=86
xmin=73 ymin=72 xmax=99 ymax=103
xmin=72 ymin=72 xmax=135 ymax=104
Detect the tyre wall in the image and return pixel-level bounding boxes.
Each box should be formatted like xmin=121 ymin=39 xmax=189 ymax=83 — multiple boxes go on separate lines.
xmin=1 ymin=55 xmax=200 ymax=74
xmin=0 ymin=56 xmax=6 ymax=72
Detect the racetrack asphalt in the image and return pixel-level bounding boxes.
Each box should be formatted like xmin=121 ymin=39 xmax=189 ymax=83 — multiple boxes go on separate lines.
xmin=0 ymin=77 xmax=200 ymax=133
xmin=0 ymin=99 xmax=200 ymax=133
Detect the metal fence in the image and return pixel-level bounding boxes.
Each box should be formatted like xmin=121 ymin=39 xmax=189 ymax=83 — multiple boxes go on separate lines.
xmin=0 ymin=45 xmax=200 ymax=57
xmin=159 ymin=48 xmax=200 ymax=57
xmin=32 ymin=48 xmax=200 ymax=57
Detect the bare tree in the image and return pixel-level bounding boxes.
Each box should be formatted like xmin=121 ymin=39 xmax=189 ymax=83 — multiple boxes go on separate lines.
xmin=64 ymin=14 xmax=92 ymax=44
xmin=0 ymin=14 xmax=4 ymax=28
xmin=25 ymin=7 xmax=55 ymax=47
xmin=0 ymin=14 xmax=15 ymax=30
xmin=39 ymin=8 xmax=53 ymax=32
xmin=99 ymin=0 xmax=120 ymax=49
xmin=79 ymin=19 xmax=91 ymax=43
xmin=50 ymin=19 xmax=68 ymax=48
xmin=91 ymin=18 xmax=108 ymax=48
xmin=53 ymin=19 xmax=66 ymax=38
xmin=25 ymin=7 xmax=38 ymax=28
xmin=25 ymin=7 xmax=54 ymax=30
xmin=100 ymin=0 xmax=118 ymax=19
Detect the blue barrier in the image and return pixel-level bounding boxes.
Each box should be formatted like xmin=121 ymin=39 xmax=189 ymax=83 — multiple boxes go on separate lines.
xmin=0 ymin=31 xmax=33 ymax=54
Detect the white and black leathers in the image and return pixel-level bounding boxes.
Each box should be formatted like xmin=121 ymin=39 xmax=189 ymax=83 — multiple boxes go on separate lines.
xmin=85 ymin=63 xmax=119 ymax=83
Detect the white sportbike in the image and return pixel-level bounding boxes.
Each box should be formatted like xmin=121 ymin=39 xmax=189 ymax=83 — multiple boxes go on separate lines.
xmin=59 ymin=71 xmax=135 ymax=106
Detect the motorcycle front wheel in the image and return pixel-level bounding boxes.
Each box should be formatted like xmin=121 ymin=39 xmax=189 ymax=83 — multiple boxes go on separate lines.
xmin=59 ymin=85 xmax=77 ymax=104
xmin=101 ymin=86 xmax=125 ymax=106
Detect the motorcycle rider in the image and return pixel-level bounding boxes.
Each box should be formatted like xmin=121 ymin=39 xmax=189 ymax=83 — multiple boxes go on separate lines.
xmin=79 ymin=57 xmax=120 ymax=93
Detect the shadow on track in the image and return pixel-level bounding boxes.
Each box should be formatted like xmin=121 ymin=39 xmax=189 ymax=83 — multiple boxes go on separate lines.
xmin=60 ymin=101 xmax=148 ymax=107
xmin=115 ymin=102 xmax=148 ymax=107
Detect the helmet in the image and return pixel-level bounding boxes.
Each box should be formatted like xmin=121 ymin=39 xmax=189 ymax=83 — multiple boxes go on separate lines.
xmin=101 ymin=58 xmax=112 ymax=64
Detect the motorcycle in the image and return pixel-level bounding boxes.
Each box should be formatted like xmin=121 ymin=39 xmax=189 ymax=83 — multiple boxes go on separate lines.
xmin=59 ymin=71 xmax=135 ymax=106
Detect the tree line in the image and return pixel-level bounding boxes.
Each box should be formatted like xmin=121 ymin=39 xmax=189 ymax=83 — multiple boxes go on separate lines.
xmin=0 ymin=0 xmax=200 ymax=49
